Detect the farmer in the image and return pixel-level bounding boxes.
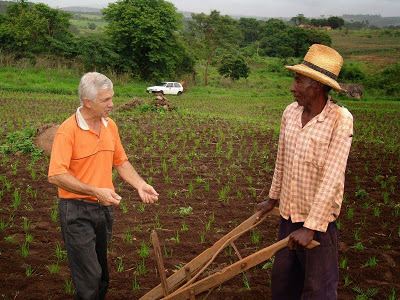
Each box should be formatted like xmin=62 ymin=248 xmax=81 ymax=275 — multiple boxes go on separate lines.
xmin=257 ymin=44 xmax=353 ymax=299
xmin=48 ymin=72 xmax=159 ymax=299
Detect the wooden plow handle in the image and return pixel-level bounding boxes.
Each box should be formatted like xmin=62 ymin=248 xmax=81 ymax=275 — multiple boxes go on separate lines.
xmin=139 ymin=208 xmax=281 ymax=300
xmin=163 ymin=237 xmax=320 ymax=299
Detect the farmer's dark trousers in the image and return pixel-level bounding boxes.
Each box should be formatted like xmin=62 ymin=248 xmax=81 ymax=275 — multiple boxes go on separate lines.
xmin=58 ymin=199 xmax=114 ymax=300
xmin=271 ymin=217 xmax=339 ymax=300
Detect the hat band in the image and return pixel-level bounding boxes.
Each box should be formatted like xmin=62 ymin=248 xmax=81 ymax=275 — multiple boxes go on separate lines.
xmin=301 ymin=61 xmax=338 ymax=81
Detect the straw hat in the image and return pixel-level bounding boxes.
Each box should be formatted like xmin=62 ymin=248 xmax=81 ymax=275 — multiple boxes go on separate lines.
xmin=285 ymin=44 xmax=346 ymax=93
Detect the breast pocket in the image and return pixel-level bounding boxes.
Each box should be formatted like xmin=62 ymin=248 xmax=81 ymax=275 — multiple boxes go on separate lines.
xmin=304 ymin=137 xmax=329 ymax=168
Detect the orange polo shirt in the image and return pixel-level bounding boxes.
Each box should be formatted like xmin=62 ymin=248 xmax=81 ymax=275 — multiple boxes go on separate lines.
xmin=48 ymin=107 xmax=128 ymax=200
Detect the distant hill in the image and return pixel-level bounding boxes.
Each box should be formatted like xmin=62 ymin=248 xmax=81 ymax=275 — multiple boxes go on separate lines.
xmin=60 ymin=6 xmax=102 ymax=14
xmin=0 ymin=1 xmax=399 ymax=27
xmin=342 ymin=14 xmax=400 ymax=27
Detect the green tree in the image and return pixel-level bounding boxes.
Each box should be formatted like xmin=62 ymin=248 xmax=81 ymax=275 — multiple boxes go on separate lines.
xmin=88 ymin=22 xmax=97 ymax=30
xmin=258 ymin=19 xmax=308 ymax=58
xmin=218 ymin=55 xmax=250 ymax=80
xmin=188 ymin=10 xmax=241 ymax=86
xmin=305 ymin=29 xmax=332 ymax=46
xmin=75 ymin=33 xmax=119 ymax=72
xmin=237 ymin=17 xmax=263 ymax=46
xmin=103 ymin=0 xmax=194 ymax=80
xmin=0 ymin=1 xmax=73 ymax=56
xmin=327 ymin=16 xmax=345 ymax=29
xmin=290 ymin=14 xmax=309 ymax=26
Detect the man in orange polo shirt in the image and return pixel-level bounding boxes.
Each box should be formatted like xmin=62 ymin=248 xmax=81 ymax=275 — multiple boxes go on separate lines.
xmin=48 ymin=72 xmax=159 ymax=299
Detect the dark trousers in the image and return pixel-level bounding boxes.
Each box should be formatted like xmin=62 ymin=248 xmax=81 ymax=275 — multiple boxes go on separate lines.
xmin=58 ymin=199 xmax=114 ymax=300
xmin=271 ymin=217 xmax=339 ymax=300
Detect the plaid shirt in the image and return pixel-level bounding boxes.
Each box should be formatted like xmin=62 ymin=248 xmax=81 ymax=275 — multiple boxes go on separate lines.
xmin=269 ymin=99 xmax=353 ymax=232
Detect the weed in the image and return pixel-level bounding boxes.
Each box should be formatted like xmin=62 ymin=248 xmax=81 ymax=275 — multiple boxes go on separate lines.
xmin=351 ymin=242 xmax=366 ymax=251
xmin=218 ymin=185 xmax=230 ymax=203
xmin=50 ymin=202 xmax=58 ymax=222
xmin=199 ymin=231 xmax=205 ymax=243
xmin=25 ymin=233 xmax=34 ymax=243
xmin=355 ymin=188 xmax=369 ymax=199
xmin=174 ymin=263 xmax=183 ymax=270
xmin=347 ymin=206 xmax=354 ymax=219
xmin=64 ymin=278 xmax=74 ymax=294
xmin=163 ymin=245 xmax=173 ymax=258
xmin=336 ymin=220 xmax=341 ymax=230
xmin=373 ymin=206 xmax=381 ymax=217
xmin=339 ymin=257 xmax=347 ymax=269
xmin=181 ymin=220 xmax=188 ymax=231
xmin=19 ymin=242 xmax=30 ymax=258
xmin=251 ymin=229 xmax=260 ymax=247
xmin=124 ymin=227 xmax=134 ymax=244
xmin=344 ymin=274 xmax=351 ymax=286
xmin=354 ymin=228 xmax=361 ymax=241
xmin=352 ymin=286 xmax=378 ymax=299
xmin=364 ymin=256 xmax=378 ymax=267
xmin=120 ymin=201 xmax=128 ymax=213
xmin=13 ymin=188 xmax=22 ymax=210
xmin=179 ymin=206 xmax=193 ymax=217
xmin=46 ymin=263 xmax=60 ymax=274
xmin=137 ymin=241 xmax=149 ymax=259
xmin=0 ymin=219 xmax=8 ymax=231
xmin=132 ymin=273 xmax=140 ymax=291
xmin=262 ymin=257 xmax=274 ymax=269
xmin=138 ymin=203 xmax=146 ymax=212
xmin=242 ymin=273 xmax=251 ymax=291
xmin=24 ymin=265 xmax=34 ymax=277
xmin=117 ymin=256 xmax=124 ymax=272
xmin=136 ymin=259 xmax=147 ymax=276
xmin=387 ymin=287 xmax=396 ymax=300
xmin=152 ymin=215 xmax=163 ymax=230
xmin=55 ymin=242 xmax=67 ymax=261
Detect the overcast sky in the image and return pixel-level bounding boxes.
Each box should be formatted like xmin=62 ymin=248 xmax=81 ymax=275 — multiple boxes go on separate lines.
xmin=29 ymin=0 xmax=400 ymax=18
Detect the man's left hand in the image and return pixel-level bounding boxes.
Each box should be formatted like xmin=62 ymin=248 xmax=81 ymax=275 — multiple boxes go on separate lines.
xmin=288 ymin=227 xmax=315 ymax=250
xmin=138 ymin=183 xmax=159 ymax=204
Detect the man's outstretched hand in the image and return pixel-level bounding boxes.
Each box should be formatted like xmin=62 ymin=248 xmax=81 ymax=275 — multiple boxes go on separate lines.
xmin=138 ymin=183 xmax=159 ymax=204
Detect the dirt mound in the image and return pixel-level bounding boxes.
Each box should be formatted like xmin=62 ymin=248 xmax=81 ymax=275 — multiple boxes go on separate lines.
xmin=34 ymin=125 xmax=59 ymax=154
xmin=114 ymin=98 xmax=143 ymax=112
xmin=152 ymin=94 xmax=175 ymax=111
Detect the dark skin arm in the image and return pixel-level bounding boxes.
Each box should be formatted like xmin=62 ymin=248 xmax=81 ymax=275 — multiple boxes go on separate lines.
xmin=256 ymin=198 xmax=278 ymax=218
xmin=288 ymin=227 xmax=315 ymax=250
xmin=257 ymin=198 xmax=315 ymax=250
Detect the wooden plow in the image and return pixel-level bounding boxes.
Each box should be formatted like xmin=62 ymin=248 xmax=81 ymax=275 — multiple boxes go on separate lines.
xmin=141 ymin=208 xmax=320 ymax=300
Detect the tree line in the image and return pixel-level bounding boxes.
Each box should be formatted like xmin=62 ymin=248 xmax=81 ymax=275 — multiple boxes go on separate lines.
xmin=1 ymin=0 xmax=337 ymax=82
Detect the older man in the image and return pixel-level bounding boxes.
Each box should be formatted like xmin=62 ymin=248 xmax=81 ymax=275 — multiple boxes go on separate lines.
xmin=48 ymin=72 xmax=159 ymax=299
xmin=257 ymin=44 xmax=353 ymax=299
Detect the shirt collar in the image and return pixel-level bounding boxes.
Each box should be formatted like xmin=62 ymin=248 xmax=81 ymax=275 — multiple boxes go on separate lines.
xmin=316 ymin=97 xmax=333 ymax=122
xmin=76 ymin=106 xmax=108 ymax=130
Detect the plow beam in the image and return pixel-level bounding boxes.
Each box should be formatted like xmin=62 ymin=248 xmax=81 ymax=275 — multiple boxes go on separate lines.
xmin=139 ymin=208 xmax=281 ymax=300
xmin=163 ymin=237 xmax=320 ymax=299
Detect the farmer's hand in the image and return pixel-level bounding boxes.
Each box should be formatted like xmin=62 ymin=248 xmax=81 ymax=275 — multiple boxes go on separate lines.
xmin=138 ymin=183 xmax=159 ymax=204
xmin=256 ymin=198 xmax=278 ymax=219
xmin=95 ymin=187 xmax=121 ymax=206
xmin=288 ymin=227 xmax=315 ymax=250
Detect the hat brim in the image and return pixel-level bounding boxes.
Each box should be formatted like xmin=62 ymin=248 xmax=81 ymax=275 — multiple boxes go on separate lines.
xmin=286 ymin=65 xmax=346 ymax=93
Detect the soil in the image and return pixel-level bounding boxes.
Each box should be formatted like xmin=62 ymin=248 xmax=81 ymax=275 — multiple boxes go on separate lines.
xmin=0 ymin=110 xmax=399 ymax=300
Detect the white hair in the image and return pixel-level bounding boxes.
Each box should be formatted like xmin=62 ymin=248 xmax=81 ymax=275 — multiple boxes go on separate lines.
xmin=78 ymin=72 xmax=113 ymax=105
